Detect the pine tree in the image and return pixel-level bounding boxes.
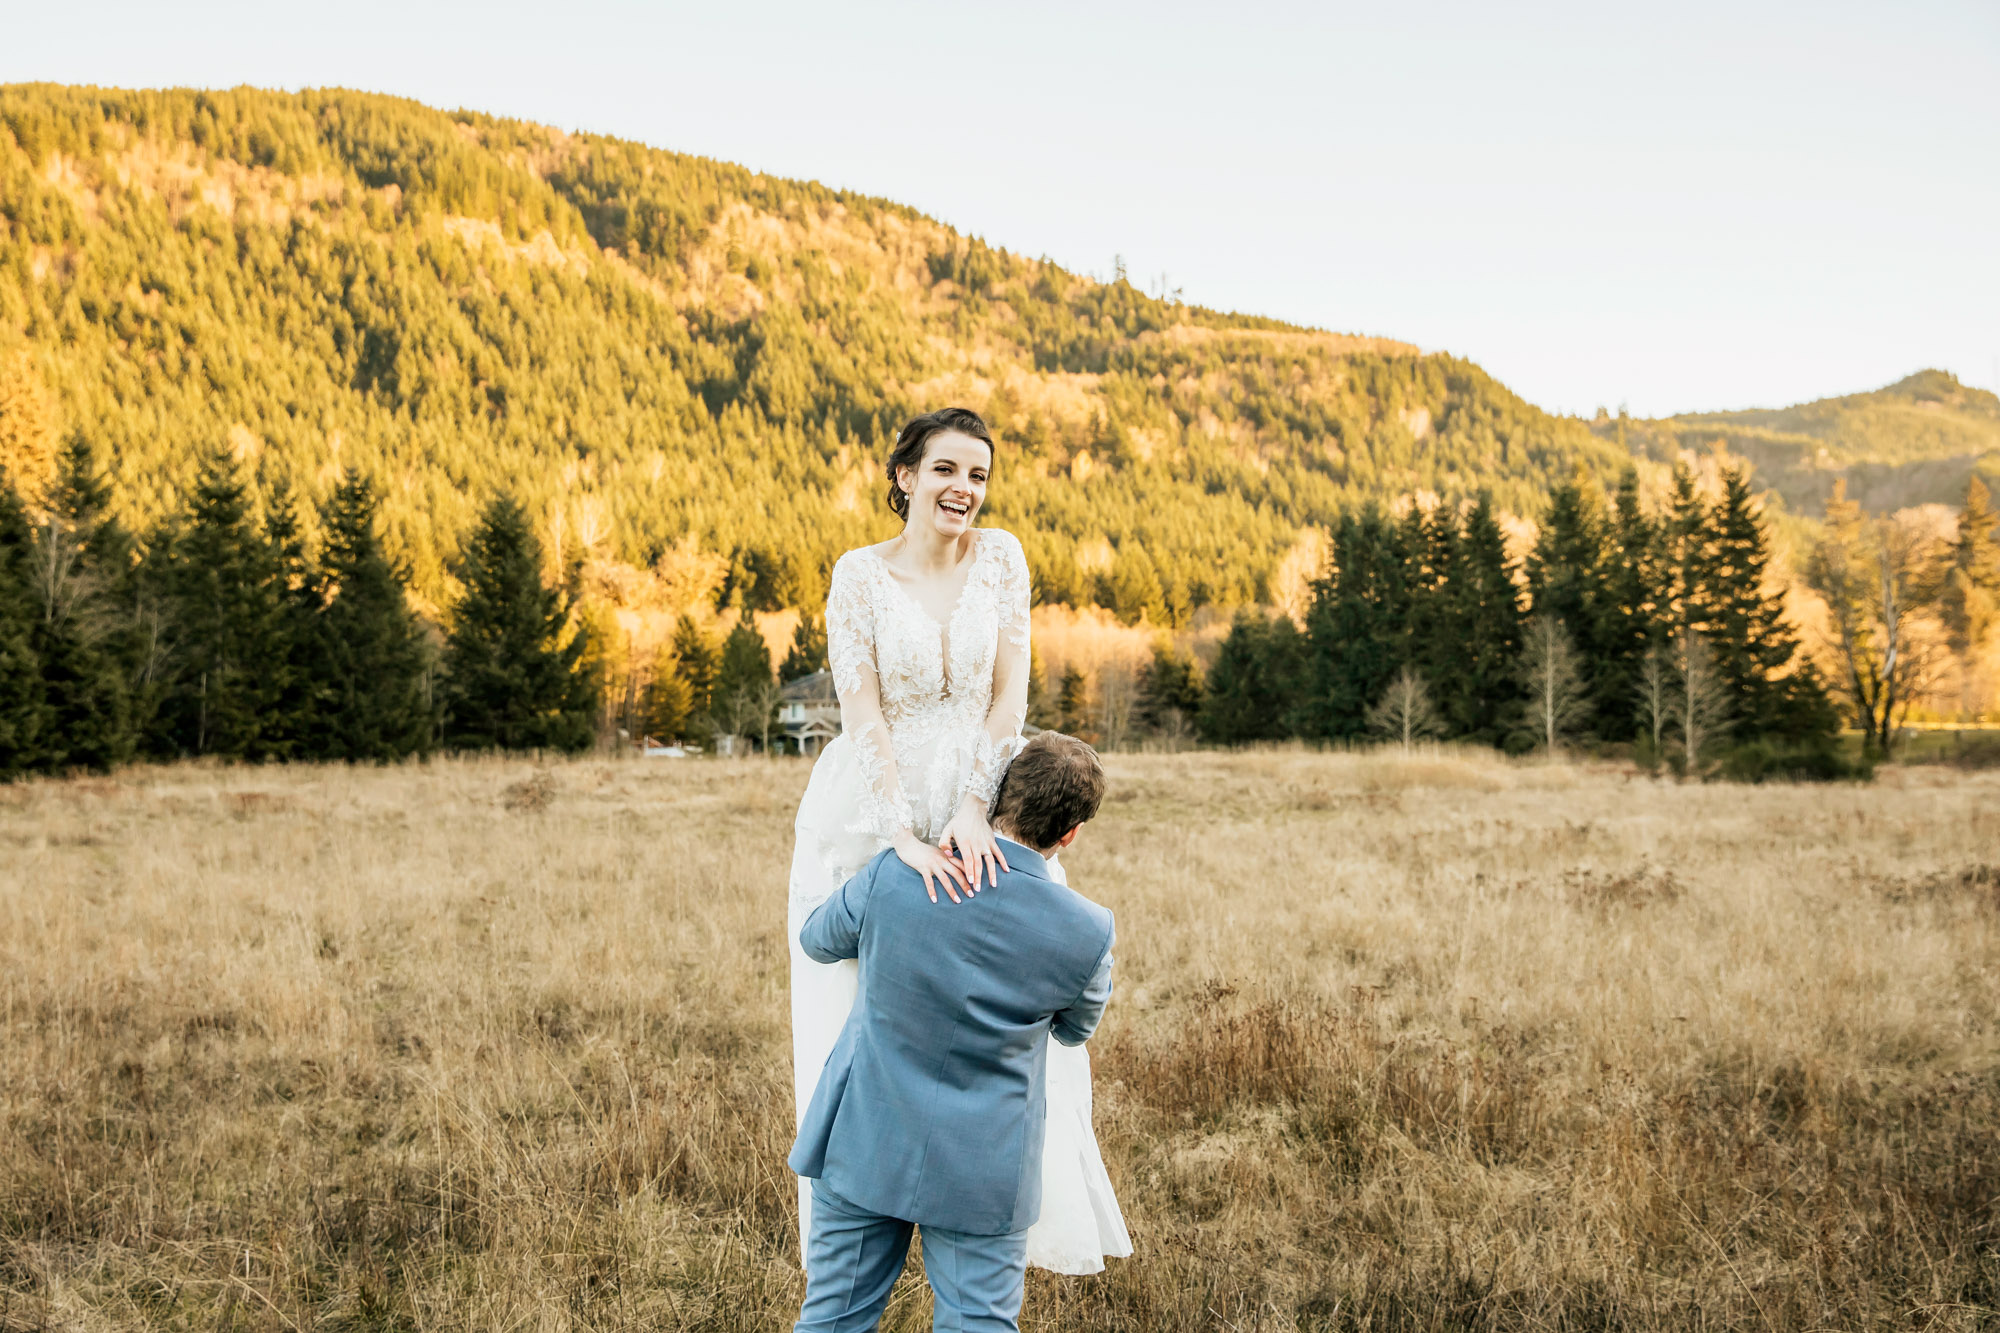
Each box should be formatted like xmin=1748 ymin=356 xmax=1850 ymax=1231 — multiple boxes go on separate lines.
xmin=308 ymin=471 xmax=435 ymax=761
xmin=1300 ymin=508 xmax=1407 ymax=739
xmin=1526 ymin=476 xmax=1611 ymax=736
xmin=1056 ymin=664 xmax=1094 ymax=740
xmin=442 ymin=495 xmax=597 ymax=752
xmin=1404 ymin=503 xmax=1459 ymax=693
xmin=1435 ymin=494 xmax=1524 ymax=744
xmin=642 ymin=653 xmax=694 ymax=743
xmin=1704 ymin=465 xmax=1830 ymax=741
xmin=146 ymin=447 xmax=289 ymax=759
xmin=671 ymin=615 xmax=720 ymax=722
xmin=29 ymin=436 xmax=135 ymax=771
xmin=259 ymin=485 xmax=321 ymax=759
xmin=1198 ymin=612 xmax=1302 ymax=744
xmin=1025 ymin=645 xmax=1056 ymax=729
xmin=713 ymin=619 xmax=775 ymax=745
xmin=1941 ymin=475 xmax=2000 ymax=659
xmin=0 ymin=476 xmax=49 ymax=776
xmin=1662 ymin=463 xmax=1715 ymax=640
xmin=780 ymin=611 xmax=827 ymax=681
xmin=1597 ymin=470 xmax=1663 ymax=740
xmin=1135 ymin=640 xmax=1203 ymax=734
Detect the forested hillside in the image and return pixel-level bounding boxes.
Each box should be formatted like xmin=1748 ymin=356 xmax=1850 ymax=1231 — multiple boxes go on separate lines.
xmin=0 ymin=83 xmax=1634 ymax=627
xmin=1610 ymin=370 xmax=2000 ymax=518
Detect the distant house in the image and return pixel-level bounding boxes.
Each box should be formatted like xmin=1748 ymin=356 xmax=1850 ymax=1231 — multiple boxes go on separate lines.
xmin=780 ymin=670 xmax=841 ymax=756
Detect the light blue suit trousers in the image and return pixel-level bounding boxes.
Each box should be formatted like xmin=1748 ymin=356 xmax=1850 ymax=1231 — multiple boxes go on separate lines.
xmin=796 ymin=1180 xmax=1028 ymax=1333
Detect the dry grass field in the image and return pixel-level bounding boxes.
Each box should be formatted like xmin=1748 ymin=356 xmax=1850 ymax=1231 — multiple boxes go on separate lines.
xmin=2 ymin=750 xmax=1997 ymax=1331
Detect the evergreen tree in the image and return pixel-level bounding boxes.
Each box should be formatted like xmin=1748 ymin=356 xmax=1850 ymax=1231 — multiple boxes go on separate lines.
xmin=1135 ymin=640 xmax=1203 ymax=734
xmin=713 ymin=619 xmax=776 ymax=743
xmin=1025 ymin=645 xmax=1056 ymax=729
xmin=259 ymin=485 xmax=321 ymax=759
xmin=1941 ymin=475 xmax=2000 ymax=660
xmin=1404 ymin=504 xmax=1458 ymax=690
xmin=780 ymin=611 xmax=827 ymax=681
xmin=308 ymin=471 xmax=435 ymax=761
xmin=1662 ymin=463 xmax=1715 ymax=640
xmin=1596 ymin=470 xmax=1663 ymax=739
xmin=671 ymin=615 xmax=720 ymax=721
xmin=1055 ymin=664 xmax=1094 ymax=740
xmin=442 ymin=495 xmax=597 ymax=752
xmin=642 ymin=654 xmax=695 ymax=743
xmin=1526 ymin=476 xmax=1612 ymax=736
xmin=1434 ymin=494 xmax=1524 ymax=743
xmin=1300 ymin=507 xmax=1407 ymax=739
xmin=1704 ymin=464 xmax=1830 ymax=740
xmin=146 ymin=447 xmax=289 ymax=759
xmin=29 ymin=436 xmax=135 ymax=771
xmin=1198 ymin=612 xmax=1303 ymax=744
xmin=0 ymin=477 xmax=48 ymax=776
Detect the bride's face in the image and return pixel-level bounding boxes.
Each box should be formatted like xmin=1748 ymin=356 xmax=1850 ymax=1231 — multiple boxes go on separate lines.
xmin=899 ymin=431 xmax=991 ymax=539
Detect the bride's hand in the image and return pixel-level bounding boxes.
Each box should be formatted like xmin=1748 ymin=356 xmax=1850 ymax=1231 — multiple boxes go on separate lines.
xmin=941 ymin=804 xmax=1010 ymax=894
xmin=893 ymin=829 xmax=971 ymax=905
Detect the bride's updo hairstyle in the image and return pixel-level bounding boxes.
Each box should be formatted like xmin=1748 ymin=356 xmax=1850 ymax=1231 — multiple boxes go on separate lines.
xmin=886 ymin=406 xmax=994 ymax=520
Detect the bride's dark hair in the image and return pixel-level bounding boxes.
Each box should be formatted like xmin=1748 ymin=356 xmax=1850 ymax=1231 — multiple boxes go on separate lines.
xmin=885 ymin=407 xmax=994 ymax=520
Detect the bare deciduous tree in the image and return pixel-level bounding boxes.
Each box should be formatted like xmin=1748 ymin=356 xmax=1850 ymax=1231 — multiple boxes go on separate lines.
xmin=1520 ymin=615 xmax=1591 ymax=754
xmin=752 ymin=676 xmax=785 ymax=755
xmin=1366 ymin=665 xmax=1443 ymax=751
xmin=1154 ymin=705 xmax=1194 ymax=753
xmin=715 ymin=682 xmax=779 ymax=757
xmin=1804 ymin=483 xmax=1946 ymax=757
xmin=1636 ymin=644 xmax=1671 ymax=757
xmin=1674 ymin=630 xmax=1731 ymax=776
xmin=1096 ymin=664 xmax=1137 ymax=752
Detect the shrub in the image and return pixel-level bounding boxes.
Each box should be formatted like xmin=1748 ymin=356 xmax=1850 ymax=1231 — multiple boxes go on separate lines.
xmin=1718 ymin=737 xmax=1871 ymax=783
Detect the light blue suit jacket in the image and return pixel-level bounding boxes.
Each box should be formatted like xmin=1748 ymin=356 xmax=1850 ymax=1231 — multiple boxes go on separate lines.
xmin=788 ymin=837 xmax=1115 ymax=1237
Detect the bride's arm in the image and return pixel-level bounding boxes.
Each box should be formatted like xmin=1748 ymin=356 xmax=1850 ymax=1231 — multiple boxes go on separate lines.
xmin=969 ymin=536 xmax=1032 ymax=804
xmin=941 ymin=533 xmax=1032 ymax=885
xmin=827 ymin=556 xmax=970 ymax=903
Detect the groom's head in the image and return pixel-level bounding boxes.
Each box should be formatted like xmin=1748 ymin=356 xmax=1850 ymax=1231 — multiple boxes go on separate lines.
xmin=989 ymin=732 xmax=1105 ymax=855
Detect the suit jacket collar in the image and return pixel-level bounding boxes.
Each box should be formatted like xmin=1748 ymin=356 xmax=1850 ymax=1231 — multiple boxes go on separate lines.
xmin=996 ymin=836 xmax=1051 ymax=881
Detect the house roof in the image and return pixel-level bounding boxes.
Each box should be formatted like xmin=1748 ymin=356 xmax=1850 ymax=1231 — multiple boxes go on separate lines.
xmin=781 ymin=669 xmax=838 ymax=703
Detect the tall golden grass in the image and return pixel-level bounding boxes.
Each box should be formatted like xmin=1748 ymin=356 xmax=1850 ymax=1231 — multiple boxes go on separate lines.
xmin=2 ymin=750 xmax=1996 ymax=1330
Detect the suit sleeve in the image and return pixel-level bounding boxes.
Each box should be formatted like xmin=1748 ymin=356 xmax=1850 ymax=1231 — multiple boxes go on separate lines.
xmin=1050 ymin=915 xmax=1114 ymax=1047
xmin=798 ymin=862 xmax=872 ymax=964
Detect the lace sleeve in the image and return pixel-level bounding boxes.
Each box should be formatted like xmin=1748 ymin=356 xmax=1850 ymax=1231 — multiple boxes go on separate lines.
xmin=827 ymin=554 xmax=915 ymax=840
xmin=965 ymin=532 xmax=1032 ymax=809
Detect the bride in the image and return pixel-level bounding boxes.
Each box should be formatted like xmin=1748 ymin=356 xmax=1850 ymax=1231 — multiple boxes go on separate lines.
xmin=786 ymin=406 xmax=1131 ymax=1276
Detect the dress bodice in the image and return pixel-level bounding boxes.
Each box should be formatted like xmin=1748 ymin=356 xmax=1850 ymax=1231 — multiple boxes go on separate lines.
xmin=828 ymin=530 xmax=1027 ymax=741
xmin=818 ymin=527 xmax=1031 ymax=850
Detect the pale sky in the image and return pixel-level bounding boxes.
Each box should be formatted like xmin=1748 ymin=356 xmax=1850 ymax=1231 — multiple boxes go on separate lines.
xmin=4 ymin=0 xmax=1995 ymax=418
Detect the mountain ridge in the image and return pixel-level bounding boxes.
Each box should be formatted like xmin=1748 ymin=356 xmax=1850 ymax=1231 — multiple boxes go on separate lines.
xmin=0 ymin=84 xmax=1633 ymax=612
xmin=1614 ymin=369 xmax=2000 ymax=517
xmin=0 ymin=81 xmax=1980 ymax=635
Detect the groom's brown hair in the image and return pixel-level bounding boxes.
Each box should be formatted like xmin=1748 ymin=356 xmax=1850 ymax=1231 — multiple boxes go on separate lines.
xmin=990 ymin=732 xmax=1105 ymax=851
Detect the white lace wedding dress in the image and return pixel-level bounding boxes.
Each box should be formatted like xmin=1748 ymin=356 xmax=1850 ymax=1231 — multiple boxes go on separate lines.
xmin=786 ymin=526 xmax=1132 ymax=1275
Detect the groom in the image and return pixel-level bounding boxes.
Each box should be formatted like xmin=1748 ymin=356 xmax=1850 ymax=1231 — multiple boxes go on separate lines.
xmin=789 ymin=731 xmax=1115 ymax=1333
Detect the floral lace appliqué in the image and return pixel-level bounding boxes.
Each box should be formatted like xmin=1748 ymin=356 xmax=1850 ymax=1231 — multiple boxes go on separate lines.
xmin=823 ymin=529 xmax=1032 ymax=844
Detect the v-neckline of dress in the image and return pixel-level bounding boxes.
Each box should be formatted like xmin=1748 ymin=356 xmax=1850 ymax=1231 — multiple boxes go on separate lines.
xmin=869 ymin=534 xmax=985 ymax=695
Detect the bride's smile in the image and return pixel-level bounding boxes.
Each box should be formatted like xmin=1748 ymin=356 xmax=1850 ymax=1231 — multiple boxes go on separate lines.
xmin=899 ymin=432 xmax=989 ymax=542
